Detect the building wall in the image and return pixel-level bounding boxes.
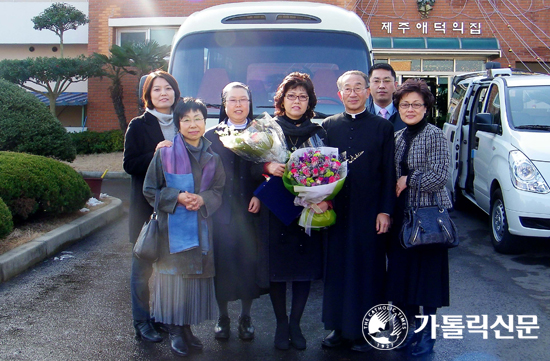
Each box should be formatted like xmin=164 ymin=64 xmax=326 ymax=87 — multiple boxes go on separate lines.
xmin=362 ymin=0 xmax=550 ymax=66
xmin=86 ymin=0 xmax=550 ymax=131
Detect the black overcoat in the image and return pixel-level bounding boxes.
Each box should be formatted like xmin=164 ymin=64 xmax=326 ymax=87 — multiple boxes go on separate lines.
xmin=205 ymin=124 xmax=269 ymax=299
xmin=261 ymin=116 xmax=327 ymax=282
xmin=123 ymin=112 xmax=165 ymax=243
xmin=321 ymin=110 xmax=396 ymax=340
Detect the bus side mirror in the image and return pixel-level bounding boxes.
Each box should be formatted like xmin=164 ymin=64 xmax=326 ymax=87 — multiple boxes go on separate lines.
xmin=474 ymin=113 xmax=500 ymax=134
xmin=138 ymin=75 xmax=147 ymax=109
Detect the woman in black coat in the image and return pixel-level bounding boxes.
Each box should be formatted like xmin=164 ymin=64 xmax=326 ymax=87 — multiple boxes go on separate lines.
xmin=123 ymin=70 xmax=180 ymax=343
xmin=261 ymin=72 xmax=328 ymax=350
xmin=204 ymin=82 xmax=268 ymax=341
xmin=387 ymin=78 xmax=452 ymax=356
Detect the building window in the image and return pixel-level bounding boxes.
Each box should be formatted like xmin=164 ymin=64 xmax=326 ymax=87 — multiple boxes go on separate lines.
xmin=456 ymin=60 xmax=485 ymax=72
xmin=423 ymin=59 xmax=453 ymax=72
xmin=390 ymin=59 xmax=421 ymax=71
xmin=118 ymin=28 xmax=177 ymax=47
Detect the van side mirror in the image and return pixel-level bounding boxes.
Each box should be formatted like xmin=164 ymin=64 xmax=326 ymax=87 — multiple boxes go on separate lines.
xmin=474 ymin=113 xmax=500 ymax=134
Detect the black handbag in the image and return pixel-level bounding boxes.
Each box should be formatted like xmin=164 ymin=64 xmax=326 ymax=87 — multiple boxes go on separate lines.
xmin=133 ymin=190 xmax=160 ymax=262
xmin=400 ymin=175 xmax=458 ymax=249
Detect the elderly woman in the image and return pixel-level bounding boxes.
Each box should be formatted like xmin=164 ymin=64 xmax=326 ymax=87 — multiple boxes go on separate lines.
xmin=123 ymin=70 xmax=180 ymax=343
xmin=143 ymin=97 xmax=225 ymax=356
xmin=261 ymin=72 xmax=328 ymax=350
xmin=205 ymin=82 xmax=268 ymax=341
xmin=386 ymin=78 xmax=451 ymax=356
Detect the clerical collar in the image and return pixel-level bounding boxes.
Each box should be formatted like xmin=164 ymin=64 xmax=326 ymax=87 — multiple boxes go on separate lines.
xmin=227 ymin=118 xmax=248 ymax=129
xmin=345 ymin=108 xmax=367 ymax=119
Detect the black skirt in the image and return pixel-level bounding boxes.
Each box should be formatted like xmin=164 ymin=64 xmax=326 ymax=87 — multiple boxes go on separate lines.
xmin=386 ymin=194 xmax=450 ymax=308
xmin=267 ymin=212 xmax=323 ymax=282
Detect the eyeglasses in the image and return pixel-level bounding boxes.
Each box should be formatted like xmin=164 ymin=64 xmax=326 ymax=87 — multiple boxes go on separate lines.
xmin=285 ymin=94 xmax=309 ymax=102
xmin=226 ymin=99 xmax=250 ymax=105
xmin=370 ymin=78 xmax=394 ymax=86
xmin=180 ymin=117 xmax=205 ymax=123
xmin=399 ymin=103 xmax=425 ymax=110
xmin=341 ymin=87 xmax=367 ymax=95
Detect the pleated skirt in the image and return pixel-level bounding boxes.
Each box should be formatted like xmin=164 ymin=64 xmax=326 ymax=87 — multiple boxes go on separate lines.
xmin=151 ymin=272 xmax=217 ymax=326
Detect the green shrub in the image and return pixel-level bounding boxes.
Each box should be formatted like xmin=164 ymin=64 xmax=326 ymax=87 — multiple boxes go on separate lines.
xmin=0 ymin=151 xmax=91 ymax=222
xmin=0 ymin=197 xmax=13 ymax=239
xmin=70 ymin=129 xmax=124 ymax=154
xmin=0 ymin=79 xmax=76 ymax=161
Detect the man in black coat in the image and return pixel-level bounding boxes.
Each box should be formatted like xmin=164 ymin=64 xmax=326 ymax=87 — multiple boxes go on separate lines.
xmin=366 ymin=63 xmax=406 ymax=132
xmin=321 ymin=70 xmax=396 ymax=352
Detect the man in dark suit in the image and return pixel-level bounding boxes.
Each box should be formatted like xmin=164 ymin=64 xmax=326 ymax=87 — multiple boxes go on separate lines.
xmin=366 ymin=63 xmax=406 ymax=132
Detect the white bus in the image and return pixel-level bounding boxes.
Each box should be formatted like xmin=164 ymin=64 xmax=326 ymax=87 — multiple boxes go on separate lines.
xmin=168 ymin=1 xmax=373 ymax=125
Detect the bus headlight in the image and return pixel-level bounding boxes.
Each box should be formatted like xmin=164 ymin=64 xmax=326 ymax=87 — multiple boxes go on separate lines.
xmin=509 ymin=150 xmax=550 ymax=193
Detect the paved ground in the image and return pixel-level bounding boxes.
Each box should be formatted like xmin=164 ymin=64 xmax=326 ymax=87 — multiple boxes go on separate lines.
xmin=1 ymin=179 xmax=550 ymax=360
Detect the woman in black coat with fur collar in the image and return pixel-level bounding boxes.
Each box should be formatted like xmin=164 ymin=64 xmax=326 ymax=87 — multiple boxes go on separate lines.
xmin=123 ymin=70 xmax=180 ymax=343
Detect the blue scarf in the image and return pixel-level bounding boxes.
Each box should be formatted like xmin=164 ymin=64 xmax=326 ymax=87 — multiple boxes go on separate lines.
xmin=161 ymin=134 xmax=216 ymax=254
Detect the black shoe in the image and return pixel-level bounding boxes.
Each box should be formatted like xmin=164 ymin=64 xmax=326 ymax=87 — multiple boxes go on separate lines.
xmin=238 ymin=315 xmax=255 ymax=341
xmin=274 ymin=320 xmax=290 ymax=350
xmin=321 ymin=330 xmax=343 ymax=348
xmin=214 ymin=315 xmax=230 ymax=340
xmin=134 ymin=320 xmax=163 ymax=343
xmin=182 ymin=325 xmax=203 ymax=350
xmin=395 ymin=325 xmax=418 ymax=350
xmin=411 ymin=331 xmax=436 ymax=356
xmin=350 ymin=339 xmax=374 ymax=353
xmin=289 ymin=319 xmax=306 ymax=350
xmin=169 ymin=326 xmax=189 ymax=357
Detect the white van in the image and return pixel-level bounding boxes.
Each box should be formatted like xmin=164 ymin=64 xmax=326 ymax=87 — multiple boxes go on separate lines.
xmin=443 ymin=65 xmax=550 ymax=253
xmin=168 ymin=1 xmax=373 ymax=126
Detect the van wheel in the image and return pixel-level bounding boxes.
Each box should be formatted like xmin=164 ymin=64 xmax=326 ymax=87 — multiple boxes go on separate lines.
xmin=490 ymin=189 xmax=523 ymax=254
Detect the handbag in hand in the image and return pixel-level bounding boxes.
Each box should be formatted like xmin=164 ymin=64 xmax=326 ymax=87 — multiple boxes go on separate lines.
xmin=400 ymin=175 xmax=458 ymax=249
xmin=133 ymin=189 xmax=161 ymax=262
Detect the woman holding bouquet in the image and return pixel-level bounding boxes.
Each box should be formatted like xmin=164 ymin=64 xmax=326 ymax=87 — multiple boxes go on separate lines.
xmin=262 ymin=72 xmax=328 ymax=350
xmin=387 ymin=79 xmax=451 ymax=356
xmin=205 ymin=82 xmax=268 ymax=341
xmin=143 ymin=97 xmax=225 ymax=356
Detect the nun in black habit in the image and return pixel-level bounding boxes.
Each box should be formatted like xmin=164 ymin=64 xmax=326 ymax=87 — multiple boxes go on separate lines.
xmin=204 ymin=82 xmax=268 ymax=342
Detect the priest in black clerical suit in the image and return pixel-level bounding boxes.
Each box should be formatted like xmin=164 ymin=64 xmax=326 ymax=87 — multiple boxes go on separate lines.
xmin=321 ymin=70 xmax=396 ymax=352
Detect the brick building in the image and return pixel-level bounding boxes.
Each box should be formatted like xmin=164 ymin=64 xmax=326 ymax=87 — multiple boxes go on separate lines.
xmin=87 ymin=0 xmax=550 ymax=131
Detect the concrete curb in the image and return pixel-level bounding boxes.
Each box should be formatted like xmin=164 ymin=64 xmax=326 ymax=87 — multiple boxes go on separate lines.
xmin=0 ymin=197 xmax=124 ymax=283
xmin=79 ymin=171 xmax=130 ymax=179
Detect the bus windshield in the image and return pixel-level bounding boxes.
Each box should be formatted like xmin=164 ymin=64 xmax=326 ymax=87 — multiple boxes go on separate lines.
xmin=170 ymin=29 xmax=370 ymax=120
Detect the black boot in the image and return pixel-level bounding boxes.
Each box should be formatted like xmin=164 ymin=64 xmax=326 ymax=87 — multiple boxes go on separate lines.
xmin=274 ymin=318 xmax=290 ymax=350
xmin=169 ymin=325 xmax=189 ymax=357
xmin=182 ymin=325 xmax=203 ymax=350
xmin=214 ymin=315 xmax=230 ymax=340
xmin=411 ymin=314 xmax=436 ymax=356
xmin=134 ymin=320 xmax=163 ymax=342
xmin=238 ymin=315 xmax=255 ymax=341
xmin=395 ymin=316 xmax=418 ymax=350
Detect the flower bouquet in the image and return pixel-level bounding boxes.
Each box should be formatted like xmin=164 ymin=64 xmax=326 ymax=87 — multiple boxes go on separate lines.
xmin=215 ymin=112 xmax=289 ymax=163
xmin=282 ymin=147 xmax=347 ymax=234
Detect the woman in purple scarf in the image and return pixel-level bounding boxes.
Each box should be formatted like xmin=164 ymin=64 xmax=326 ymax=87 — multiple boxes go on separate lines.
xmin=143 ymin=97 xmax=225 ymax=356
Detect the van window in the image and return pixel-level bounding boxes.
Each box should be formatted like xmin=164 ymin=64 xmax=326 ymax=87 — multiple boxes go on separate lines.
xmin=447 ymin=82 xmax=467 ymax=125
xmin=508 ymin=86 xmax=550 ymax=128
xmin=486 ymin=85 xmax=501 ymax=125
xmin=170 ymin=30 xmax=370 ymax=118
